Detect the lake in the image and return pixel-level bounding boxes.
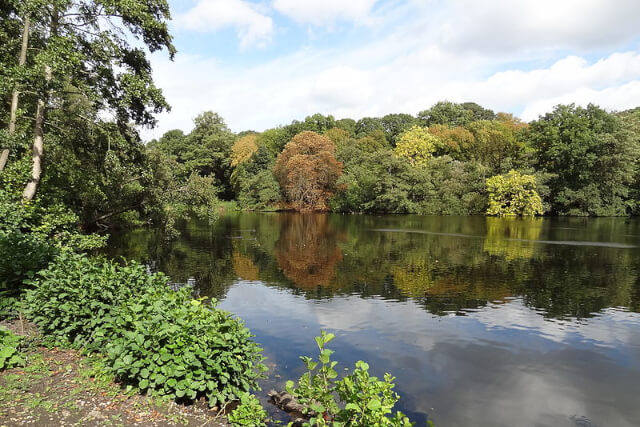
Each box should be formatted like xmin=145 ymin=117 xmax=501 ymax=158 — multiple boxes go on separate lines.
xmin=106 ymin=213 xmax=640 ymax=427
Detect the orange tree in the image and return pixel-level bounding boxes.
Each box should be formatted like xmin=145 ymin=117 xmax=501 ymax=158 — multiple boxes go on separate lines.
xmin=274 ymin=131 xmax=342 ymax=211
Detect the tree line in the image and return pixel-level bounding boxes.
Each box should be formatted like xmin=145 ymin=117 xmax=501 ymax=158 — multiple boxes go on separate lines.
xmin=150 ymin=102 xmax=640 ymax=218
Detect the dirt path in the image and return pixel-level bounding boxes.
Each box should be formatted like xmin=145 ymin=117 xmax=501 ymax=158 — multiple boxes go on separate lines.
xmin=0 ymin=346 xmax=229 ymax=427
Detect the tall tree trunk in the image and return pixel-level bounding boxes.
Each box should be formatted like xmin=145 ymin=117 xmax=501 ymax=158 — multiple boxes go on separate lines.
xmin=22 ymin=93 xmax=46 ymax=201
xmin=0 ymin=16 xmax=30 ymax=172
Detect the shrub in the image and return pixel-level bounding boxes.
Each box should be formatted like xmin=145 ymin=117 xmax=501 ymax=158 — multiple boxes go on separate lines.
xmin=102 ymin=288 xmax=266 ymax=406
xmin=24 ymin=251 xmax=267 ymax=407
xmin=285 ymin=331 xmax=415 ymax=426
xmin=227 ymin=392 xmax=268 ymax=426
xmin=0 ymin=327 xmax=25 ymax=370
xmin=24 ymin=251 xmax=168 ymax=349
xmin=0 ymin=190 xmax=105 ymax=293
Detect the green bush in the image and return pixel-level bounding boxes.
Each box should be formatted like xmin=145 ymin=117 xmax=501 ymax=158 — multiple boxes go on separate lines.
xmin=0 ymin=190 xmax=105 ymax=293
xmin=102 ymin=288 xmax=266 ymax=406
xmin=24 ymin=251 xmax=266 ymax=407
xmin=285 ymin=331 xmax=415 ymax=427
xmin=0 ymin=327 xmax=25 ymax=370
xmin=24 ymin=251 xmax=168 ymax=349
xmin=227 ymin=392 xmax=268 ymax=426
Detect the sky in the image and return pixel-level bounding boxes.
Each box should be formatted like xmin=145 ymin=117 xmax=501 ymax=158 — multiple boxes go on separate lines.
xmin=144 ymin=0 xmax=640 ymax=139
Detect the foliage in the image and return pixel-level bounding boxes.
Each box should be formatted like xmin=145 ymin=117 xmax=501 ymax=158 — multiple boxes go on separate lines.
xmin=102 ymin=288 xmax=266 ymax=406
xmin=237 ymin=170 xmax=282 ymax=210
xmin=227 ymin=393 xmax=268 ymax=426
xmin=393 ymin=126 xmax=438 ymax=167
xmin=381 ymin=114 xmax=418 ymax=145
xmin=274 ymin=131 xmax=342 ymax=211
xmin=0 ymin=189 xmax=105 ymax=293
xmin=24 ymin=251 xmax=166 ymax=349
xmin=332 ymin=149 xmax=417 ymax=214
xmin=528 ymin=104 xmax=638 ymax=216
xmin=0 ymin=326 xmax=25 ymax=370
xmin=285 ymin=331 xmax=414 ymax=426
xmin=231 ymin=134 xmax=259 ymax=168
xmin=23 ymin=251 xmax=267 ymax=407
xmin=466 ymin=120 xmax=527 ymax=174
xmin=486 ymin=170 xmax=544 ymax=216
xmin=418 ymin=101 xmax=493 ymax=127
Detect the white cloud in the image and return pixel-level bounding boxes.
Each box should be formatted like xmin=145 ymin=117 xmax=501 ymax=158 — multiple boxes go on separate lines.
xmin=147 ymin=44 xmax=640 ymax=139
xmin=143 ymin=1 xmax=640 ymax=138
xmin=438 ymin=0 xmax=640 ymax=53
xmin=176 ymin=0 xmax=273 ymax=48
xmin=272 ymin=0 xmax=378 ymax=26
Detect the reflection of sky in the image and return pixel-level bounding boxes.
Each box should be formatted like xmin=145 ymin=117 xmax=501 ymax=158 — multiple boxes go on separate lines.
xmin=220 ymin=281 xmax=640 ymax=427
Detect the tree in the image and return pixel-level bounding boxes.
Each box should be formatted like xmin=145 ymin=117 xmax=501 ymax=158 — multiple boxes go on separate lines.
xmin=486 ymin=170 xmax=544 ymax=216
xmin=355 ymin=117 xmax=386 ymax=141
xmin=467 ymin=120 xmax=527 ymax=173
xmin=417 ymin=101 xmax=494 ymax=127
xmin=181 ymin=111 xmax=235 ymax=198
xmin=528 ymin=104 xmax=638 ymax=216
xmin=274 ymin=131 xmax=342 ymax=211
xmin=427 ymin=124 xmax=475 ymax=159
xmin=147 ymin=129 xmax=186 ymax=159
xmin=2 ymin=0 xmax=175 ymax=200
xmin=335 ymin=118 xmax=357 ymax=136
xmin=230 ymin=134 xmax=258 ymax=167
xmin=381 ymin=113 xmax=417 ymax=145
xmin=394 ymin=126 xmax=438 ymax=166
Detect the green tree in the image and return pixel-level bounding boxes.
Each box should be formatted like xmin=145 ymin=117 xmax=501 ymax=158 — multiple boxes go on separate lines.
xmin=418 ymin=101 xmax=495 ymax=127
xmin=528 ymin=104 xmax=638 ymax=216
xmin=182 ymin=111 xmax=235 ymax=198
xmin=381 ymin=113 xmax=418 ymax=145
xmin=486 ymin=170 xmax=544 ymax=216
xmin=0 ymin=0 xmax=174 ymax=200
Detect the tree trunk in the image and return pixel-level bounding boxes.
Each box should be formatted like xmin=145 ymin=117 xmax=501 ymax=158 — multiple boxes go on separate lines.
xmin=22 ymin=96 xmax=45 ymax=201
xmin=0 ymin=16 xmax=30 ymax=172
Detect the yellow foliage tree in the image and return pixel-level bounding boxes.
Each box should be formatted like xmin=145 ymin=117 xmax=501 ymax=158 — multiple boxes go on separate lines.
xmin=393 ymin=126 xmax=438 ymax=166
xmin=231 ymin=134 xmax=259 ymax=167
xmin=486 ymin=170 xmax=544 ymax=216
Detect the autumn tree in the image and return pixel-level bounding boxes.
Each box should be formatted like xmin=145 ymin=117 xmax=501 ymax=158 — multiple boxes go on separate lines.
xmin=394 ymin=126 xmax=438 ymax=166
xmin=486 ymin=170 xmax=543 ymax=216
xmin=274 ymin=131 xmax=342 ymax=211
xmin=231 ymin=133 xmax=258 ymax=167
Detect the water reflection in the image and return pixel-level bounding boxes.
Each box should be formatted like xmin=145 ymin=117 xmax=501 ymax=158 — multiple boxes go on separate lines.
xmin=107 ymin=213 xmax=640 ymax=319
xmin=105 ymin=213 xmax=640 ymax=426
xmin=274 ymin=214 xmax=344 ymax=289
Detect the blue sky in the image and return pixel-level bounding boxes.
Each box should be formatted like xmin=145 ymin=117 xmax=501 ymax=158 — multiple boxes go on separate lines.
xmin=145 ymin=0 xmax=640 ymax=138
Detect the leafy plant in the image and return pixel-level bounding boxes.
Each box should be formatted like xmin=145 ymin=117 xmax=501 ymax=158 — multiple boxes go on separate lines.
xmin=285 ymin=331 xmax=416 ymax=426
xmin=24 ymin=251 xmax=167 ymax=349
xmin=0 ymin=327 xmax=25 ymax=370
xmin=102 ymin=288 xmax=266 ymax=407
xmin=227 ymin=392 xmax=268 ymax=426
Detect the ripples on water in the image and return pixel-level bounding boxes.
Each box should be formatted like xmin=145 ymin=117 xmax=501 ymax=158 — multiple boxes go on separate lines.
xmin=107 ymin=213 xmax=640 ymax=427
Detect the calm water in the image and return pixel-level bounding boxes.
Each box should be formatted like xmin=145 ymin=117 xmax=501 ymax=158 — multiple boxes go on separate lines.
xmin=107 ymin=213 xmax=640 ymax=427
